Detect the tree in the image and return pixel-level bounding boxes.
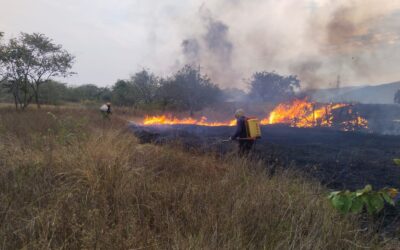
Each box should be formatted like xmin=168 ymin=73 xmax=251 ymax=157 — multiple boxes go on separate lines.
xmin=111 ymin=69 xmax=158 ymax=107
xmin=394 ymin=89 xmax=400 ymax=104
xmin=156 ymin=65 xmax=221 ymax=115
xmin=39 ymin=80 xmax=68 ymax=105
xmin=111 ymin=80 xmax=137 ymax=106
xmin=0 ymin=32 xmax=5 ymax=83
xmin=67 ymin=84 xmax=109 ymax=102
xmin=222 ymin=87 xmax=247 ymax=102
xmin=248 ymin=71 xmax=300 ymax=103
xmin=0 ymin=33 xmax=74 ymax=110
xmin=130 ymin=69 xmax=158 ymax=105
xmin=0 ymin=32 xmax=12 ymax=104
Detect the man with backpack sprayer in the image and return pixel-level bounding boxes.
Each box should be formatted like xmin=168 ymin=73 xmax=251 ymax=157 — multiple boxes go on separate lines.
xmin=100 ymin=102 xmax=112 ymax=120
xmin=230 ymin=109 xmax=262 ymax=156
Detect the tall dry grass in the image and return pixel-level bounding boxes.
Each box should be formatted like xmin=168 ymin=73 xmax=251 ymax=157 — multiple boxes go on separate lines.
xmin=0 ymin=108 xmax=397 ymax=249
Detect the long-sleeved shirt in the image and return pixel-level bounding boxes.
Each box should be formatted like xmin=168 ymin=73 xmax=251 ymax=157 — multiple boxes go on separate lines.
xmin=231 ymin=116 xmax=247 ymax=139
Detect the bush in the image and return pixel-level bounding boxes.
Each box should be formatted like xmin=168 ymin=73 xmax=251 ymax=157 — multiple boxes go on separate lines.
xmin=328 ymin=185 xmax=398 ymax=214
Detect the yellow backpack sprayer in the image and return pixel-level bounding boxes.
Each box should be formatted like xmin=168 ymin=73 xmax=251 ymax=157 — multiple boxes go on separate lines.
xmin=245 ymin=117 xmax=262 ymax=139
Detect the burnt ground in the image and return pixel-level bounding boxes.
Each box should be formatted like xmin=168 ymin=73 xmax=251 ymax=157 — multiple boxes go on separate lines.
xmin=130 ymin=124 xmax=400 ymax=191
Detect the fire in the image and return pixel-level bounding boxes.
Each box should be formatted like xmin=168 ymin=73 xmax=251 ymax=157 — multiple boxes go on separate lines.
xmin=143 ymin=115 xmax=236 ymax=127
xmin=141 ymin=99 xmax=368 ymax=130
xmin=260 ymin=99 xmax=365 ymax=129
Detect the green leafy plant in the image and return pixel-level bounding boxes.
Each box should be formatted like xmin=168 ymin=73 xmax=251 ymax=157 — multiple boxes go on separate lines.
xmin=328 ymin=185 xmax=398 ymax=215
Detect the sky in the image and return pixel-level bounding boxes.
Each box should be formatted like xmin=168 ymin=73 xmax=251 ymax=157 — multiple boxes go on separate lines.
xmin=1 ymin=0 xmax=400 ymax=89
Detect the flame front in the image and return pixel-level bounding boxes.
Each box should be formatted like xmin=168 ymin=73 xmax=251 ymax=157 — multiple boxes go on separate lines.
xmin=141 ymin=99 xmax=368 ymax=130
xmin=143 ymin=115 xmax=236 ymax=127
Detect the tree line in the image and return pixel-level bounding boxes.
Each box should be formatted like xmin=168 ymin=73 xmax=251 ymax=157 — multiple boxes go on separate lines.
xmin=0 ymin=32 xmax=302 ymax=112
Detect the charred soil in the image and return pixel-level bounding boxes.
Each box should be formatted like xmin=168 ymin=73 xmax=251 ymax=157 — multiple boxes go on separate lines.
xmin=132 ymin=124 xmax=400 ymax=190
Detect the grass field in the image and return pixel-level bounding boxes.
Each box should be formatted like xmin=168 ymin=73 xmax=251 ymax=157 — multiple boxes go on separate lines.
xmin=0 ymin=107 xmax=398 ymax=249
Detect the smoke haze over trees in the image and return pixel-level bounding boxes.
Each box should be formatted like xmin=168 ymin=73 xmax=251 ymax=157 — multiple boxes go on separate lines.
xmin=156 ymin=65 xmax=221 ymax=115
xmin=2 ymin=0 xmax=400 ymax=88
xmin=248 ymin=72 xmax=300 ymax=103
xmin=1 ymin=21 xmax=399 ymax=110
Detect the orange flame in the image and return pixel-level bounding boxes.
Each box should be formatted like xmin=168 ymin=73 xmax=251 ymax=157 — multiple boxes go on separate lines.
xmin=261 ymin=100 xmax=350 ymax=127
xmin=143 ymin=115 xmax=236 ymax=127
xmin=141 ymin=99 xmax=368 ymax=130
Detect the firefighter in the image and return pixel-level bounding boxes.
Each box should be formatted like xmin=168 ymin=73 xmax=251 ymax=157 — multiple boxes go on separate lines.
xmin=230 ymin=109 xmax=255 ymax=156
xmin=100 ymin=102 xmax=112 ymax=119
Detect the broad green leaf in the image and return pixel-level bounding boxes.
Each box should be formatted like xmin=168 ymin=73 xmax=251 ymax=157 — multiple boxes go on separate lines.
xmin=328 ymin=191 xmax=341 ymax=199
xmin=363 ymin=185 xmax=372 ymax=193
xmin=355 ymin=190 xmax=365 ymax=197
xmin=331 ymin=194 xmax=352 ymax=213
xmin=362 ymin=196 xmax=375 ymax=215
xmin=350 ymin=197 xmax=364 ymax=213
xmin=381 ymin=192 xmax=395 ymax=206
xmin=394 ymin=159 xmax=400 ymax=166
xmin=369 ymin=193 xmax=384 ymax=213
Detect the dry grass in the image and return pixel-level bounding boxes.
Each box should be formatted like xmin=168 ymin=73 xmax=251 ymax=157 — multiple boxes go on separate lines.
xmin=0 ymin=108 xmax=398 ymax=249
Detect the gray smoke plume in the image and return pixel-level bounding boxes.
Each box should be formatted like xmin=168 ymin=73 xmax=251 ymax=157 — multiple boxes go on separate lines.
xmin=289 ymin=60 xmax=323 ymax=90
xmin=4 ymin=0 xmax=399 ymax=87
xmin=203 ymin=19 xmax=233 ymax=64
xmin=180 ymin=7 xmax=238 ymax=87
xmin=181 ymin=39 xmax=200 ymax=65
xmin=172 ymin=0 xmax=400 ymax=89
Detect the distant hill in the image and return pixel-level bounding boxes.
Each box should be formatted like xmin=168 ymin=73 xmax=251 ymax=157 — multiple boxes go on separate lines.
xmin=312 ymin=81 xmax=400 ymax=104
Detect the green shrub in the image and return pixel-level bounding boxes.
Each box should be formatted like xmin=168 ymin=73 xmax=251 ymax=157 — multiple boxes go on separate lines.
xmin=328 ymin=185 xmax=398 ymax=214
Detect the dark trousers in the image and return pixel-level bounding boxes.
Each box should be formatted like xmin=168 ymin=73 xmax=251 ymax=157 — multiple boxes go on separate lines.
xmin=238 ymin=140 xmax=255 ymax=156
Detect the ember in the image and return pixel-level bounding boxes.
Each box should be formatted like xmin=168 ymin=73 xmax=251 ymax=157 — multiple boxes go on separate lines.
xmin=142 ymin=99 xmax=368 ymax=131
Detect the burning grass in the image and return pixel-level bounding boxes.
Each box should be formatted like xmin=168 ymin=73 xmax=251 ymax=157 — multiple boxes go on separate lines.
xmin=142 ymin=99 xmax=368 ymax=131
xmin=143 ymin=115 xmax=236 ymax=126
xmin=0 ymin=107 xmax=397 ymax=249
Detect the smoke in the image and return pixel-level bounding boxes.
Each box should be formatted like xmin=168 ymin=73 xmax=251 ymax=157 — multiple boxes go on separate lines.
xmin=181 ymin=39 xmax=200 ymax=65
xmin=173 ymin=0 xmax=400 ymax=89
xmin=323 ymin=1 xmax=400 ymax=52
xmin=315 ymin=0 xmax=400 ymax=87
xmin=289 ymin=60 xmax=323 ymax=90
xmin=181 ymin=7 xmax=238 ymax=87
xmin=3 ymin=0 xmax=399 ymax=87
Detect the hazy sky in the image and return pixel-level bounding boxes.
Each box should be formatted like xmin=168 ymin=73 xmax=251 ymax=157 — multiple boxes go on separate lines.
xmin=1 ymin=0 xmax=400 ymax=89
